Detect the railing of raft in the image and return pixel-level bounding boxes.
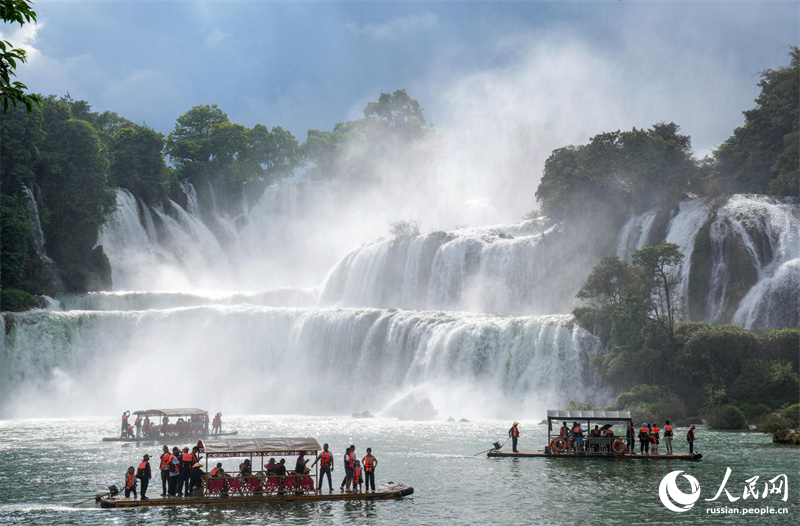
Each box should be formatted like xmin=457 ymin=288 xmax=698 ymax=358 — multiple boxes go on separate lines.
xmin=205 ymin=471 xmax=316 ymax=496
xmin=546 ymin=436 xmax=630 ymax=455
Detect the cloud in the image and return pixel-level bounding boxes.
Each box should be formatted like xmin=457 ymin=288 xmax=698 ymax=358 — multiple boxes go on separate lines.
xmin=347 ymin=12 xmax=438 ymax=41
xmin=205 ymin=28 xmax=231 ymax=47
xmin=0 ymin=19 xmax=43 ymax=65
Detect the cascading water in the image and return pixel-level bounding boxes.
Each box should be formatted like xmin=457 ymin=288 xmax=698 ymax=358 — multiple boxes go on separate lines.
xmin=0 ymin=306 xmax=607 ymax=419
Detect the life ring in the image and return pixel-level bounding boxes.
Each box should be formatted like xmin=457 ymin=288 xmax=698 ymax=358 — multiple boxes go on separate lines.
xmin=612 ymin=439 xmax=626 ymax=454
xmin=553 ymin=438 xmax=567 ymax=452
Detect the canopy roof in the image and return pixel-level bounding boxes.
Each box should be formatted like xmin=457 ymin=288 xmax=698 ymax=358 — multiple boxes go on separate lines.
xmin=142 ymin=408 xmax=208 ymax=417
xmin=547 ymin=410 xmax=632 ymax=422
xmin=199 ymin=437 xmax=321 ymax=458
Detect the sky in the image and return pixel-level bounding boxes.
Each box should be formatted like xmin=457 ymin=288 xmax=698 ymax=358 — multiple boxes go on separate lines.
xmin=2 ymin=1 xmax=798 ymax=163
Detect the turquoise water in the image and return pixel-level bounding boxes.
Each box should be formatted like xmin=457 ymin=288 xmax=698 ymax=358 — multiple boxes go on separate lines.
xmin=0 ymin=416 xmax=797 ymax=525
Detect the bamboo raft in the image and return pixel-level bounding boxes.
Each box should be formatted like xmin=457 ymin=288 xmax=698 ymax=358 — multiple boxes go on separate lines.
xmin=97 ymin=483 xmax=414 ymax=508
xmin=487 ymin=449 xmax=702 ymax=460
xmin=103 ymin=431 xmax=238 ymax=442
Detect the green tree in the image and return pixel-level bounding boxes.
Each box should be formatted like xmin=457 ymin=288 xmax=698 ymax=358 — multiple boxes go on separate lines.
xmin=0 ymin=99 xmax=43 ymax=195
xmin=632 ymin=243 xmax=684 ymax=341
xmin=165 ymin=104 xmax=229 ymax=181
xmin=0 ymin=193 xmax=30 ymax=290
xmin=37 ymin=106 xmax=116 ymax=291
xmin=108 ymin=125 xmax=169 ymax=204
xmin=363 ymin=88 xmax=428 ymax=141
xmin=0 ymin=0 xmax=39 ymax=111
xmin=714 ymin=47 xmax=799 ymax=195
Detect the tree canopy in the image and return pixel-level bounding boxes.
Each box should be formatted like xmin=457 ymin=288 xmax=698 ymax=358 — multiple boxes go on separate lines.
xmin=0 ymin=0 xmax=39 ymax=111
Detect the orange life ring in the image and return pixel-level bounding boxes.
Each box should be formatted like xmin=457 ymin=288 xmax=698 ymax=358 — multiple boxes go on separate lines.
xmin=554 ymin=438 xmax=567 ymax=452
xmin=612 ymin=439 xmax=626 ymax=454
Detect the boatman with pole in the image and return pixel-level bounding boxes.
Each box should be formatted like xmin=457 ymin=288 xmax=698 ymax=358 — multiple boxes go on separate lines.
xmin=509 ymin=422 xmax=520 ymax=453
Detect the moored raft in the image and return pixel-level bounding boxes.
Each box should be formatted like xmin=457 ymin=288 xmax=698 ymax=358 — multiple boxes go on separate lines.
xmin=487 ymin=410 xmax=703 ymax=461
xmin=97 ymin=437 xmax=413 ymax=508
xmin=103 ymin=408 xmax=237 ymax=442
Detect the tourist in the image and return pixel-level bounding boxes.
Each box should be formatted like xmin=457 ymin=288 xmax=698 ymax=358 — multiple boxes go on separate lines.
xmin=589 ymin=425 xmax=601 ymax=452
xmin=209 ymin=462 xmax=227 ymax=495
xmin=571 ymin=422 xmax=583 ymax=453
xmin=212 ymin=412 xmax=222 ymax=435
xmin=639 ymin=423 xmax=650 ymax=455
xmin=352 ymin=460 xmax=363 ymax=493
xmin=121 ymin=411 xmax=130 ymax=438
xmin=664 ymin=420 xmax=674 ymax=455
xmin=509 ymin=421 xmax=521 ymax=453
xmin=124 ymin=466 xmax=137 ymax=499
xmin=240 ymin=458 xmax=252 ymax=476
xmin=159 ymin=445 xmax=171 ymax=496
xmin=181 ymin=446 xmax=199 ymax=496
xmin=626 ymin=422 xmax=635 ymax=453
xmin=295 ymin=453 xmax=309 ymax=474
xmin=143 ymin=415 xmax=151 ymax=437
xmin=687 ymin=424 xmax=696 ymax=455
xmin=650 ymin=422 xmax=660 ymax=455
xmin=169 ymin=447 xmax=181 ymax=496
xmin=362 ymin=447 xmax=378 ymax=492
xmin=134 ymin=414 xmax=142 ymax=438
xmin=136 ymin=454 xmax=152 ymax=500
xmin=265 ymin=457 xmax=277 ymax=474
xmin=340 ymin=445 xmax=353 ymax=492
xmin=276 ymin=459 xmax=287 ymax=492
xmin=312 ymin=443 xmax=334 ymax=492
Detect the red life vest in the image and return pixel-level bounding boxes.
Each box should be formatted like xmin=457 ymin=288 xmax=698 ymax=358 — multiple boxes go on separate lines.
xmin=664 ymin=425 xmax=673 ymax=437
xmin=363 ymin=455 xmax=375 ymax=472
xmin=353 ymin=466 xmax=362 ymax=484
xmin=169 ymin=454 xmax=179 ymax=474
xmin=639 ymin=426 xmax=649 ymax=438
xmin=210 ymin=467 xmax=221 ymax=477
xmin=126 ymin=472 xmax=136 ymax=490
xmin=650 ymin=426 xmax=659 ymax=436
xmin=511 ymin=426 xmax=519 ymax=437
xmin=572 ymin=426 xmax=582 ymax=436
xmin=687 ymin=429 xmax=695 ymax=440
xmin=320 ymin=451 xmax=332 ymax=467
xmin=138 ymin=461 xmax=148 ymax=470
xmin=182 ymin=453 xmax=193 ymax=463
xmin=160 ymin=453 xmax=170 ymax=470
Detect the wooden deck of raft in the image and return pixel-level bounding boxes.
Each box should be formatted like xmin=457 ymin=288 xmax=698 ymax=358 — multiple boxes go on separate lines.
xmin=487 ymin=450 xmax=702 ymax=460
xmin=97 ymin=483 xmax=414 ymax=508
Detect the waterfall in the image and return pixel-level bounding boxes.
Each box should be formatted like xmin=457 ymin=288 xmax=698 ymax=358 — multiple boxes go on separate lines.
xmin=0 ymin=306 xmax=607 ymax=419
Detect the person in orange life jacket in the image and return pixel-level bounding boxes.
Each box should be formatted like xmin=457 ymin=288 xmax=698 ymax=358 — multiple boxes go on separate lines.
xmin=121 ymin=411 xmax=130 ymax=438
xmin=626 ymin=422 xmax=635 ymax=453
xmin=362 ymin=447 xmax=378 ymax=492
xmin=183 ymin=446 xmax=203 ymax=496
xmin=340 ymin=445 xmax=354 ymax=492
xmin=638 ymin=423 xmax=650 ymax=455
xmin=352 ymin=460 xmax=363 ymax=492
xmin=311 ymin=443 xmax=334 ymax=492
xmin=158 ymin=445 xmax=171 ymax=496
xmin=136 ymin=454 xmax=152 ymax=499
xmin=134 ymin=415 xmax=142 ymax=438
xmin=124 ymin=466 xmax=137 ymax=499
xmin=212 ymin=412 xmax=222 ymax=434
xmin=571 ymin=422 xmax=584 ymax=452
xmin=664 ymin=420 xmax=674 ymax=455
xmin=177 ymin=446 xmax=193 ymax=496
xmin=143 ymin=416 xmax=150 ymax=436
xmin=209 ymin=462 xmax=227 ymax=494
xmin=649 ymin=423 xmax=660 ymax=455
xmin=687 ymin=425 xmax=696 ymax=455
xmin=509 ymin=422 xmax=520 ymax=452
xmin=265 ymin=457 xmax=277 ymax=474
xmin=168 ymin=447 xmax=181 ymax=497
xmin=602 ymin=427 xmax=615 ymax=452
xmin=589 ymin=425 xmax=601 ymax=452
xmin=239 ymin=458 xmax=252 ymax=476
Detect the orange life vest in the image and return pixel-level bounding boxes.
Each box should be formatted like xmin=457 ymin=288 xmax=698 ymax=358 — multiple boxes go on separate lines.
xmin=210 ymin=467 xmax=221 ymax=477
xmin=664 ymin=424 xmax=673 ymax=437
xmin=320 ymin=451 xmax=332 ymax=467
xmin=138 ymin=461 xmax=148 ymax=470
xmin=126 ymin=472 xmax=136 ymax=489
xmin=572 ymin=426 xmax=582 ymax=436
xmin=639 ymin=426 xmax=649 ymax=438
xmin=344 ymin=452 xmax=354 ymax=469
xmin=169 ymin=454 xmax=179 ymax=474
xmin=363 ymin=455 xmax=375 ymax=472
xmin=511 ymin=426 xmax=519 ymax=437
xmin=160 ymin=453 xmax=170 ymax=470
xmin=182 ymin=452 xmax=194 ymax=463
xmin=353 ymin=466 xmax=362 ymax=484
xmin=650 ymin=426 xmax=659 ymax=436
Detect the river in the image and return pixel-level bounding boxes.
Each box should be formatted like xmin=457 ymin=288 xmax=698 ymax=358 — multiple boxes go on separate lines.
xmin=0 ymin=415 xmax=796 ymax=525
